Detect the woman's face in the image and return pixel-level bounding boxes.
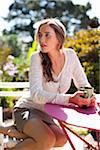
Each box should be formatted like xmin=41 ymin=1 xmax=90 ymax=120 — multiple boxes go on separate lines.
xmin=38 ymin=24 xmax=59 ymax=53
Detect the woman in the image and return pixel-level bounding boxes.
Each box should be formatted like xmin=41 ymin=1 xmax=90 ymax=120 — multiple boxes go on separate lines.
xmin=0 ymin=18 xmax=96 ymax=150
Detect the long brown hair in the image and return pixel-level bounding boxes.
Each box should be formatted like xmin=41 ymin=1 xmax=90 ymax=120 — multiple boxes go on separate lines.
xmin=34 ymin=18 xmax=66 ymax=82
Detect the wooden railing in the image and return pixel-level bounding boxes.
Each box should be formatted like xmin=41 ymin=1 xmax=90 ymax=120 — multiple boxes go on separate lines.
xmin=0 ymin=82 xmax=30 ymax=97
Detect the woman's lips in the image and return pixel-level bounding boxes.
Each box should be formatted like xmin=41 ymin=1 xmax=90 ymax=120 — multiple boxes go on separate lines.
xmin=41 ymin=44 xmax=47 ymax=48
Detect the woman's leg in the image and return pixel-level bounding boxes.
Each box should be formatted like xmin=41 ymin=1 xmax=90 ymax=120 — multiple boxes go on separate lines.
xmin=50 ymin=124 xmax=67 ymax=147
xmin=7 ymin=118 xmax=56 ymax=150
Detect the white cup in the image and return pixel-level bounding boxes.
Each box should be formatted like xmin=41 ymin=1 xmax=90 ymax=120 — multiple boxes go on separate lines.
xmin=79 ymin=86 xmax=94 ymax=98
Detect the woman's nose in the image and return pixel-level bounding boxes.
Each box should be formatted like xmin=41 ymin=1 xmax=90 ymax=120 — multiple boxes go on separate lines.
xmin=40 ymin=35 xmax=46 ymax=43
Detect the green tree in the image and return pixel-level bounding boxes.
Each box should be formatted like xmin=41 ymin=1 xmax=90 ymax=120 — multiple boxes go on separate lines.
xmin=0 ymin=34 xmax=22 ymax=58
xmin=0 ymin=34 xmax=29 ymax=82
xmin=0 ymin=40 xmax=11 ymax=70
xmin=3 ymin=0 xmax=95 ymax=40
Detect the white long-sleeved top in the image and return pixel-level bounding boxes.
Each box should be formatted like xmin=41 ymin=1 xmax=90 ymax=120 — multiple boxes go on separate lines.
xmin=15 ymin=48 xmax=90 ymax=111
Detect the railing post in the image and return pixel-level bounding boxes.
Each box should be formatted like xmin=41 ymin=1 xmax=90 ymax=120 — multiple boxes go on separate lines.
xmin=0 ymin=107 xmax=4 ymax=150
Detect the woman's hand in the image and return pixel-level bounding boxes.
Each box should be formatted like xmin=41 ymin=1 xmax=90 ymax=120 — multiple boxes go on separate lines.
xmin=89 ymin=94 xmax=96 ymax=107
xmin=69 ymin=91 xmax=96 ymax=108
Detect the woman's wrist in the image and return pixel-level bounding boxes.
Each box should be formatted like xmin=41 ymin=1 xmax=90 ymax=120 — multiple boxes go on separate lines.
xmin=69 ymin=95 xmax=75 ymax=104
xmin=69 ymin=94 xmax=79 ymax=105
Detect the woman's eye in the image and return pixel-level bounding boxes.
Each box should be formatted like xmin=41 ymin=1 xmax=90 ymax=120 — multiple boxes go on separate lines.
xmin=38 ymin=33 xmax=42 ymax=38
xmin=45 ymin=33 xmax=50 ymax=37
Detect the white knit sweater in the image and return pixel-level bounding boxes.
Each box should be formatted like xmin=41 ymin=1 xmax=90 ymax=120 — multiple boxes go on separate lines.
xmin=15 ymin=48 xmax=90 ymax=111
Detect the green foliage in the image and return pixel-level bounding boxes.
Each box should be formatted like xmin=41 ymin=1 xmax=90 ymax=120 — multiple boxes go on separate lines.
xmin=0 ymin=54 xmax=29 ymax=108
xmin=0 ymin=54 xmax=29 ymax=82
xmin=27 ymin=41 xmax=37 ymax=63
xmin=0 ymin=34 xmax=30 ymax=108
xmin=5 ymin=96 xmax=15 ymax=108
xmin=0 ymin=91 xmax=16 ymax=108
xmin=14 ymin=54 xmax=29 ymax=81
xmin=64 ymin=29 xmax=100 ymax=93
xmin=3 ymin=0 xmax=95 ymax=40
xmin=0 ymin=34 xmax=23 ymax=70
xmin=0 ymin=38 xmax=11 ymax=70
xmin=0 ymin=34 xmax=29 ymax=82
xmin=5 ymin=34 xmax=22 ymax=57
xmin=0 ymin=35 xmax=22 ymax=56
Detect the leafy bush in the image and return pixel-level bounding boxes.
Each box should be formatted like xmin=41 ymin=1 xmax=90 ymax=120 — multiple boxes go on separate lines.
xmin=0 ymin=54 xmax=29 ymax=82
xmin=64 ymin=29 xmax=99 ymax=93
xmin=0 ymin=41 xmax=35 ymax=108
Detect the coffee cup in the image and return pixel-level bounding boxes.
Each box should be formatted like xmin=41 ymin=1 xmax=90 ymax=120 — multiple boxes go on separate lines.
xmin=79 ymin=86 xmax=94 ymax=98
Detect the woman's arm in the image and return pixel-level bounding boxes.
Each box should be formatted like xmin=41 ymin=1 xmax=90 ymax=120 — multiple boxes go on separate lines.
xmin=68 ymin=50 xmax=96 ymax=107
xmin=71 ymin=50 xmax=91 ymax=88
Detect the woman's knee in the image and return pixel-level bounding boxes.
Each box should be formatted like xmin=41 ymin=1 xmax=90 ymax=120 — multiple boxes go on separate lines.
xmin=50 ymin=124 xmax=67 ymax=147
xmin=41 ymin=129 xmax=56 ymax=149
xmin=23 ymin=118 xmax=56 ymax=149
xmin=37 ymin=122 xmax=56 ymax=149
xmin=55 ymin=134 xmax=67 ymax=147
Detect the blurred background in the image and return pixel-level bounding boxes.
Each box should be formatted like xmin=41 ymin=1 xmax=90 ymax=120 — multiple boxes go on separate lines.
xmin=0 ymin=0 xmax=99 ymax=109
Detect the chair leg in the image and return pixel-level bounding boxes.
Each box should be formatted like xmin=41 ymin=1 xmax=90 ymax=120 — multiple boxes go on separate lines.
xmin=96 ymin=131 xmax=100 ymax=149
xmin=58 ymin=121 xmax=76 ymax=150
xmin=62 ymin=122 xmax=97 ymax=150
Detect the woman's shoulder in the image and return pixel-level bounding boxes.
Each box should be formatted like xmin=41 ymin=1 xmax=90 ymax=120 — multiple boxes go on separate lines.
xmin=30 ymin=51 xmax=40 ymax=61
xmin=31 ymin=51 xmax=40 ymax=58
xmin=63 ymin=48 xmax=76 ymax=57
